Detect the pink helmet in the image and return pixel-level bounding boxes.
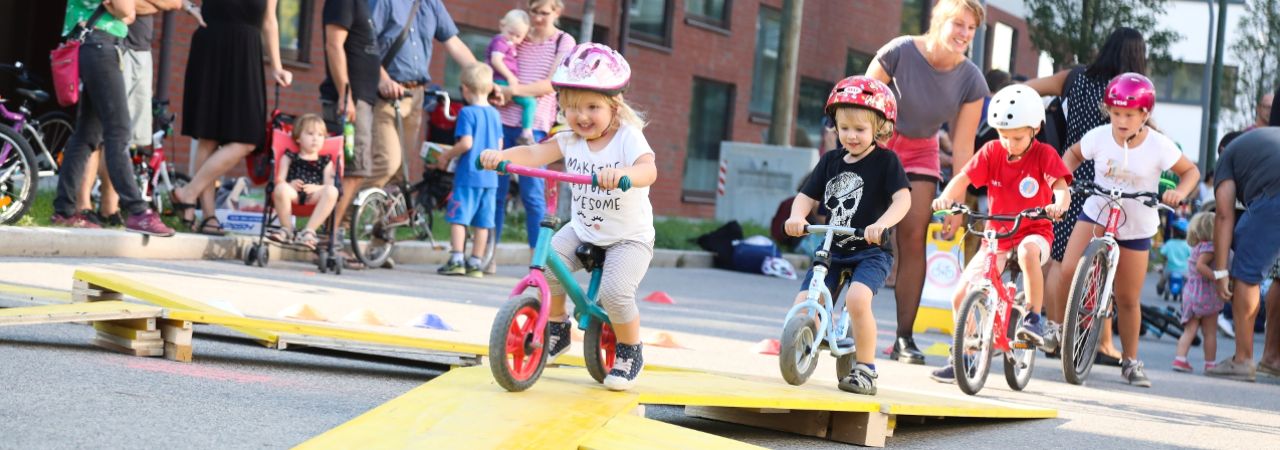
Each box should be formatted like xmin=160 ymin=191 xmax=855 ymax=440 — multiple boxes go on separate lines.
xmin=825 ymin=76 xmax=897 ymax=123
xmin=1104 ymin=73 xmax=1156 ymax=112
xmin=551 ymin=43 xmax=631 ymax=95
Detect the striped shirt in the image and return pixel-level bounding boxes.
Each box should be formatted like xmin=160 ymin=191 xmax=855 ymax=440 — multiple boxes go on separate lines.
xmin=498 ymin=31 xmax=576 ymax=131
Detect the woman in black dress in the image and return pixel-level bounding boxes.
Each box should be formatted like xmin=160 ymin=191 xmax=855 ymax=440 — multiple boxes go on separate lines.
xmin=171 ymin=0 xmax=292 ymax=234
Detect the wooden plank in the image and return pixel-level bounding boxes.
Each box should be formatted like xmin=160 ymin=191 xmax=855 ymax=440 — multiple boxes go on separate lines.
xmin=159 ymin=319 xmax=193 ymax=346
xmin=93 ymin=340 xmax=165 ymax=357
xmin=0 ymin=301 xmax=162 ymax=326
xmin=92 ymin=321 xmax=161 ymax=340
xmin=73 ymin=270 xmax=277 ymax=344
xmin=95 ymin=331 xmax=163 ymax=350
xmin=580 ymin=413 xmax=766 ymax=450
xmin=829 ymin=411 xmax=891 ymax=447
xmin=0 ymin=281 xmax=73 ymax=303
xmin=166 ymin=310 xmax=490 ymax=356
xmin=685 ymin=406 xmax=831 ymax=439
xmin=274 ymin=333 xmax=482 ymax=367
xmin=107 ymin=317 xmax=157 ymax=331
xmin=164 ymin=343 xmax=193 ymax=363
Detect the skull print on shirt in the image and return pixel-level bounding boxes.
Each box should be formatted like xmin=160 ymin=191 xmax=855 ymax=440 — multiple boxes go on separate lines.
xmin=824 ymin=172 xmax=865 ymax=247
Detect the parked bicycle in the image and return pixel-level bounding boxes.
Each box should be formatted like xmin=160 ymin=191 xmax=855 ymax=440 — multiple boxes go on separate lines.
xmin=934 ymin=204 xmax=1049 ymax=395
xmin=1 ymin=62 xmax=74 ymax=178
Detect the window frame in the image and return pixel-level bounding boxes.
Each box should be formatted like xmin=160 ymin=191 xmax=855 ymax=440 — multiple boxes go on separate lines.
xmin=987 ymin=22 xmax=1017 ymax=73
xmin=796 ymin=77 xmax=835 ymax=149
xmin=748 ymin=4 xmax=782 ymax=119
xmin=627 ymin=0 xmax=676 ymax=48
xmin=899 ymin=0 xmax=928 ymax=36
xmin=559 ymin=17 xmax=611 ymax=44
xmin=684 ymin=0 xmax=732 ymax=31
xmin=682 ymin=76 xmax=737 ymax=203
xmin=845 ymin=49 xmax=873 ymax=77
xmin=277 ymin=0 xmax=314 ymax=64
xmin=1150 ymin=61 xmax=1238 ymax=106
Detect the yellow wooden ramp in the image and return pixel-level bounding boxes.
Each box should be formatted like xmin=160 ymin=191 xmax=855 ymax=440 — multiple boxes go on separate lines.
xmin=73 ymin=270 xmax=277 ymax=344
xmin=0 ymin=301 xmax=161 ymax=326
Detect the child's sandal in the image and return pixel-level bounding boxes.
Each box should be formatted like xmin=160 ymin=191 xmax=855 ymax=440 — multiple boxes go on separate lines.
xmin=266 ymin=227 xmax=292 ymax=244
xmin=294 ymin=229 xmax=318 ymax=251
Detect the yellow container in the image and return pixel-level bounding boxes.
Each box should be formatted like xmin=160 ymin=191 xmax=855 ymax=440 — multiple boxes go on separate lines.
xmin=914 ymin=223 xmax=965 ymax=336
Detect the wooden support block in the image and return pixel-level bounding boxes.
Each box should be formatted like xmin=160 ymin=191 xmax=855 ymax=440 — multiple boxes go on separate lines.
xmin=71 ymin=280 xmax=122 ymax=302
xmin=93 ymin=337 xmax=164 ymax=357
xmin=95 ymin=331 xmax=163 ymax=351
xmin=828 ymin=411 xmax=891 ymax=448
xmin=164 ymin=343 xmax=193 ymax=363
xmin=685 ymin=406 xmax=830 ymax=439
xmin=159 ymin=319 xmax=193 ymax=346
xmin=107 ymin=317 xmax=157 ymax=331
xmin=92 ymin=321 xmax=161 ymax=340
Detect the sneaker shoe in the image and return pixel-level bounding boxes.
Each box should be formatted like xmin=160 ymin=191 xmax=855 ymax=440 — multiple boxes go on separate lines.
xmin=930 ymin=364 xmax=956 ymax=383
xmin=96 ymin=211 xmax=123 ymax=228
xmin=545 ymin=320 xmax=572 ymax=364
xmin=604 ymin=342 xmax=644 ymax=391
xmin=1039 ymin=321 xmax=1061 ymax=353
xmin=1218 ymin=313 xmax=1235 ymax=338
xmin=124 ymin=210 xmax=175 ymax=237
xmin=1121 ymin=359 xmax=1153 ymax=387
xmin=890 ymin=336 xmax=925 ymax=365
xmin=1204 ymin=361 xmax=1218 ymax=372
xmin=1172 ymin=358 xmax=1193 ymax=373
xmin=436 ymin=259 xmax=466 ymax=276
xmin=51 ymin=212 xmax=102 ymax=229
xmin=1205 ymin=357 xmax=1256 ymax=382
xmin=465 ymin=258 xmax=484 ymax=278
xmin=838 ymin=363 xmax=879 ymax=395
xmin=1017 ymin=316 xmax=1045 ymax=346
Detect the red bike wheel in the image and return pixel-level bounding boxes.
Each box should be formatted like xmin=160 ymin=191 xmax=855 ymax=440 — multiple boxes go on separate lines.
xmin=489 ymin=295 xmax=548 ymax=391
xmin=584 ymin=318 xmax=616 ymax=383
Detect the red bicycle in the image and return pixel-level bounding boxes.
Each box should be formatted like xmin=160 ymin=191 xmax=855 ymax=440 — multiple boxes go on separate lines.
xmin=935 ymin=205 xmax=1050 ymax=395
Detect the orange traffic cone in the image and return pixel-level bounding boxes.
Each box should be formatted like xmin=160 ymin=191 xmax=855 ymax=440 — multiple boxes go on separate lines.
xmin=341 ymin=308 xmax=385 ymax=326
xmin=752 ymin=338 xmax=780 ymax=355
xmin=644 ymin=331 xmax=685 ymax=349
xmin=278 ymin=304 xmax=327 ymax=322
xmin=643 ymin=291 xmax=676 ymax=304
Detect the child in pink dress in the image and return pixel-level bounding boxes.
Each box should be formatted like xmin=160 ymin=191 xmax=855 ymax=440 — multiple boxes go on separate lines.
xmin=1173 ymin=211 xmax=1224 ymax=373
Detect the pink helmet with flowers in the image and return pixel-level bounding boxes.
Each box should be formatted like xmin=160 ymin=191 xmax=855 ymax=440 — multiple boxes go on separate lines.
xmin=825 ymin=76 xmax=897 ymax=123
xmin=551 ymin=43 xmax=631 ymax=95
xmin=1104 ymin=72 xmax=1156 ymax=112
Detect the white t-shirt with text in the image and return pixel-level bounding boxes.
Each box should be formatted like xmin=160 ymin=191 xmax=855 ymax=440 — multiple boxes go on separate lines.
xmin=1079 ymin=125 xmax=1181 ymax=240
xmin=554 ymin=124 xmax=655 ymax=246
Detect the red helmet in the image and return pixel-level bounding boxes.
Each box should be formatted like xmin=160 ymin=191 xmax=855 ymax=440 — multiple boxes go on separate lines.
xmin=1104 ymin=73 xmax=1156 ymax=112
xmin=825 ymin=76 xmax=897 ymax=123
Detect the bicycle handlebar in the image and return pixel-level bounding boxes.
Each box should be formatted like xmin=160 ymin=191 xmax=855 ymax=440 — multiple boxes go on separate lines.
xmin=934 ymin=204 xmax=1051 ymax=240
xmin=803 ymin=224 xmax=864 ymax=238
xmin=426 ymin=89 xmax=455 ymax=121
xmin=479 ymin=160 xmax=631 ymax=192
xmin=1071 ymin=179 xmax=1181 ymax=211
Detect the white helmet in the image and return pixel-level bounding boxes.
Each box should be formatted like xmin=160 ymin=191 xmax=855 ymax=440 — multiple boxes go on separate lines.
xmin=987 ymin=85 xmax=1045 ymax=130
xmin=551 ymin=43 xmax=631 ymax=95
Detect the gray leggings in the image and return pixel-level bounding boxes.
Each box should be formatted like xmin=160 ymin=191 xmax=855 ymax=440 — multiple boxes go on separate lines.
xmin=546 ymin=226 xmax=653 ymax=324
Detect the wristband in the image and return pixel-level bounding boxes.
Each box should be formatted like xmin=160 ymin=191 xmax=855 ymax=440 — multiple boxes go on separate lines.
xmin=1213 ymin=270 xmax=1229 ymax=280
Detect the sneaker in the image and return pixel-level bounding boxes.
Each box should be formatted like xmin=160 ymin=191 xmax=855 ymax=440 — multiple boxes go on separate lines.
xmin=1039 ymin=321 xmax=1061 ymax=353
xmin=604 ymin=342 xmax=644 ymax=391
xmin=437 ymin=259 xmax=466 ymax=276
xmin=465 ymin=257 xmax=484 ymax=278
xmin=838 ymin=363 xmax=879 ymax=395
xmin=545 ymin=320 xmax=572 ymax=364
xmin=124 ymin=210 xmax=175 ymax=237
xmin=1205 ymin=361 xmax=1218 ymax=372
xmin=1218 ymin=313 xmax=1235 ymax=338
xmin=890 ymin=336 xmax=925 ymax=365
xmin=95 ymin=211 xmax=123 ymax=227
xmin=1017 ymin=316 xmax=1045 ymax=346
xmin=1205 ymin=357 xmax=1256 ymax=382
xmin=51 ymin=212 xmax=102 ymax=229
xmin=930 ymin=364 xmax=956 ymax=383
xmin=1121 ymin=359 xmax=1153 ymax=387
xmin=1172 ymin=358 xmax=1193 ymax=373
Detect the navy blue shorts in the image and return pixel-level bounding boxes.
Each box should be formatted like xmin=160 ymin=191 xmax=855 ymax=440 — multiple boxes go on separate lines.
xmin=798 ymin=247 xmax=893 ymax=297
xmin=1078 ymin=213 xmax=1153 ymax=251
xmin=1232 ymin=193 xmax=1280 ymax=284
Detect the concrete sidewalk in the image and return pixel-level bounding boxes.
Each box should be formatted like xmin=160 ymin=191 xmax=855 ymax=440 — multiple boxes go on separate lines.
xmin=0 ymin=225 xmax=810 ymax=270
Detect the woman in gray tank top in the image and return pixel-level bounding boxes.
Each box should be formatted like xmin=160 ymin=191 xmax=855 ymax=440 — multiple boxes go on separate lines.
xmin=865 ymin=0 xmax=988 ymax=365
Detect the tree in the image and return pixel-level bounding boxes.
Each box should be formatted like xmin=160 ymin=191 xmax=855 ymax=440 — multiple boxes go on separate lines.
xmin=1024 ymin=0 xmax=1182 ymax=71
xmin=1227 ymin=0 xmax=1280 ymax=129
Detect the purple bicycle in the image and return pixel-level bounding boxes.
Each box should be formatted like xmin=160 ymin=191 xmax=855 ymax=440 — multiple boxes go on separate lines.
xmin=0 ymin=62 xmax=50 ymax=224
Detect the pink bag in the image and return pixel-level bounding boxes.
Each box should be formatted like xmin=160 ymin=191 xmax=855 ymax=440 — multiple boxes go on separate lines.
xmin=50 ymin=6 xmax=108 ymax=107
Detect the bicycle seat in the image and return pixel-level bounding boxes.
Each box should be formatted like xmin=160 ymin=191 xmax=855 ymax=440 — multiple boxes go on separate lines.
xmin=575 ymin=244 xmax=606 ymax=272
xmin=15 ymin=88 xmax=49 ymax=104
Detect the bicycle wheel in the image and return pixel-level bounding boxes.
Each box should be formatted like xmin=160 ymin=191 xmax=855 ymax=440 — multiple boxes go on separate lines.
xmin=349 ymin=189 xmax=394 ymax=268
xmin=1004 ymin=294 xmax=1035 ymax=391
xmin=954 ymin=289 xmax=993 ymax=395
xmin=152 ymin=171 xmax=190 ymax=216
xmin=1062 ymin=240 xmax=1111 ymax=385
xmin=583 ymin=317 xmax=616 ymax=383
xmin=489 ymin=294 xmax=548 ymax=392
xmin=32 ymin=111 xmax=72 ymax=172
xmin=779 ymin=314 xmax=819 ymax=386
xmin=0 ymin=125 xmax=38 ymax=224
xmin=411 ymin=187 xmax=435 ymax=242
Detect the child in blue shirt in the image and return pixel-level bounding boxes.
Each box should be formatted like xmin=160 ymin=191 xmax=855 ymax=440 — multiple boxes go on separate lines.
xmin=435 ymin=63 xmax=502 ymax=277
xmin=1158 ymin=217 xmax=1191 ymax=298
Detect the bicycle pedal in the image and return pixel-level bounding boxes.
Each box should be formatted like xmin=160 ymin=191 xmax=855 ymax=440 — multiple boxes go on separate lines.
xmin=1011 ymin=341 xmax=1033 ymax=350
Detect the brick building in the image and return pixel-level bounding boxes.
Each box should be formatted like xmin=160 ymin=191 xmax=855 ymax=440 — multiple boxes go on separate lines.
xmin=2 ymin=0 xmax=1042 ymax=219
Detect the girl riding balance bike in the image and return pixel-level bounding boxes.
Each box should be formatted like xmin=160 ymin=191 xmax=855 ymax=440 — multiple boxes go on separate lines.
xmin=480 ymin=43 xmax=657 ymax=392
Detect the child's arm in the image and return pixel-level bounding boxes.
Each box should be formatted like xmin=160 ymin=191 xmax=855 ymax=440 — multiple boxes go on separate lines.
xmin=438 ymin=135 xmax=472 ymax=167
xmin=784 ymin=193 xmax=819 ymax=237
xmin=931 ymin=172 xmax=971 ymax=212
xmin=867 ymin=188 xmax=911 ymax=245
xmin=322 ymin=160 xmax=335 ymax=189
xmin=490 ymin=53 xmax=519 ymax=84
xmin=275 ymin=154 xmax=292 ymax=187
xmin=596 ymin=153 xmax=657 ymax=190
xmin=1164 ymin=156 xmax=1201 ymax=207
xmin=1193 ymin=249 xmax=1214 ymax=279
xmin=1063 ymin=142 xmax=1085 ymax=172
xmin=479 ymin=140 xmax=563 ymax=170
xmin=1047 ymin=177 xmax=1071 ymax=220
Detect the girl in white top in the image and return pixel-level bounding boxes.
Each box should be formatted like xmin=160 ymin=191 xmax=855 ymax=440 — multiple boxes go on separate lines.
xmin=1060 ymin=73 xmax=1201 ymax=388
xmin=480 ymin=43 xmax=656 ymax=391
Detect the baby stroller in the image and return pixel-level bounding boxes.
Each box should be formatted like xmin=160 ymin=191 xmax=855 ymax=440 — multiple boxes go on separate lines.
xmin=242 ymin=127 xmax=346 ymax=274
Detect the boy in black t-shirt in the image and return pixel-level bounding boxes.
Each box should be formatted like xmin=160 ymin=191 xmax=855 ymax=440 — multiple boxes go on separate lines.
xmin=785 ymin=76 xmax=911 ymax=395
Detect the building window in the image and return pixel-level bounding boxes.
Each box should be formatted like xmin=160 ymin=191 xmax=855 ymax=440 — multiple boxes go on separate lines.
xmin=686 ymin=0 xmax=730 ymax=29
xmin=749 ymin=6 xmax=782 ymax=117
xmin=900 ymin=0 xmax=927 ymax=36
xmin=1150 ymin=62 xmax=1238 ymax=106
xmin=628 ymin=0 xmax=674 ymax=46
xmin=796 ymin=78 xmax=834 ymax=149
xmin=846 ymin=50 xmax=872 ymax=76
xmin=683 ymin=78 xmax=735 ymax=199
xmin=277 ymin=0 xmax=313 ymax=63
xmin=989 ymin=22 xmax=1016 ymax=73
xmin=560 ymin=17 xmax=610 ymax=44
xmin=443 ymin=27 xmax=493 ymax=96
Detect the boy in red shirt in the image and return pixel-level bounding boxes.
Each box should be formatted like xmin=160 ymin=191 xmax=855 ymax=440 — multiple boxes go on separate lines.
xmin=929 ymin=85 xmax=1072 ymax=382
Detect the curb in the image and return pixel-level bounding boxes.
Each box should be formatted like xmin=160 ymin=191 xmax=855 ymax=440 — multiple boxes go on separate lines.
xmin=0 ymin=226 xmax=811 ymax=270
